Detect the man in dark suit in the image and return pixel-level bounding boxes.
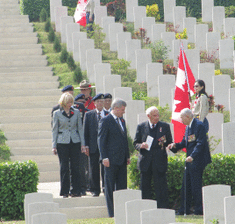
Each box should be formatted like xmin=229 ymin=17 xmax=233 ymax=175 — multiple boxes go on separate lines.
xmin=98 ymin=98 xmax=130 ymax=217
xmin=84 ymin=93 xmax=108 ymax=197
xmin=167 ymin=108 xmax=211 ymax=215
xmin=133 ymin=106 xmax=173 ymax=208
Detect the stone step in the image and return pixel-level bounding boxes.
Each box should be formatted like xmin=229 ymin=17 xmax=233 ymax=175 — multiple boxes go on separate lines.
xmin=0 ymin=37 xmax=38 ymax=45
xmin=11 ymin=147 xmax=52 ymax=156
xmin=39 ymin=171 xmax=60 ymax=182
xmin=0 ymin=0 xmax=19 ymax=3
xmin=0 ymin=59 xmax=47 ymax=67
xmin=0 ymin=22 xmax=33 ymax=27
xmin=0 ymin=115 xmax=51 ymax=124
xmin=0 ymin=55 xmax=45 ymax=61
xmin=0 ymin=16 xmax=29 ymax=23
xmin=0 ymin=122 xmax=50 ymax=132
xmin=0 ymin=89 xmax=60 ymax=97
xmin=0 ymin=95 xmax=59 ymax=104
xmin=0 ymin=15 xmax=28 ymax=19
xmin=0 ymin=25 xmax=33 ymax=33
xmin=0 ymin=108 xmax=51 ymax=117
xmin=7 ymin=139 xmax=51 ymax=148
xmin=0 ymin=3 xmax=20 ymax=8
xmin=59 ymin=206 xmax=109 ymax=219
xmin=0 ymin=66 xmax=52 ymax=73
xmin=0 ymin=70 xmax=53 ymax=76
xmin=0 ymin=48 xmax=42 ymax=55
xmin=0 ymin=8 xmax=20 ymax=15
xmin=0 ymin=75 xmax=57 ymax=83
xmin=0 ymin=101 xmax=56 ymax=110
xmin=37 ymin=162 xmax=59 ymax=172
xmin=0 ymin=81 xmax=59 ymax=90
xmin=0 ymin=32 xmax=37 ymax=38
xmin=0 ymin=44 xmax=42 ymax=50
xmin=4 ymin=131 xmax=52 ymax=140
xmin=11 ymin=155 xmax=58 ymax=164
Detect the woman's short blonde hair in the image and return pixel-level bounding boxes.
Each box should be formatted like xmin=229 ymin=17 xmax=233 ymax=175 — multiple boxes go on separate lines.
xmin=58 ymin=92 xmax=74 ymax=108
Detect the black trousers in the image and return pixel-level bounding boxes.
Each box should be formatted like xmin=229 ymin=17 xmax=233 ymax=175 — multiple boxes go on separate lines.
xmin=57 ymin=142 xmax=81 ymax=196
xmin=141 ymin=164 xmax=169 ymax=208
xmin=178 ymin=162 xmax=203 ymax=214
xmin=79 ymin=152 xmax=89 ymax=191
xmin=104 ymin=162 xmax=127 ymax=217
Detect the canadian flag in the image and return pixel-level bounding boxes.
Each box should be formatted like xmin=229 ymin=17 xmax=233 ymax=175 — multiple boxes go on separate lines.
xmin=74 ymin=0 xmax=87 ymax=27
xmin=171 ymin=46 xmax=195 ymax=150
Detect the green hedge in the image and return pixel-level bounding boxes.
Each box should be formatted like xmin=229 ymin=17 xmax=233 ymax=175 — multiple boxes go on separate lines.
xmin=0 ymin=161 xmax=39 ymax=220
xmin=128 ymin=153 xmax=235 ymax=209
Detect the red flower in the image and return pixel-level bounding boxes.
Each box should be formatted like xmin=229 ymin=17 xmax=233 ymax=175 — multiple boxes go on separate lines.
xmin=71 ymin=111 xmax=74 ymax=115
xmin=121 ymin=119 xmax=124 ymax=122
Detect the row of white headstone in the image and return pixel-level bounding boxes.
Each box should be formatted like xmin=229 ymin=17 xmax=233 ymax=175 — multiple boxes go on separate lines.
xmin=49 ymin=0 xmax=235 ymax=154
xmin=24 ymin=193 xmax=66 ymax=224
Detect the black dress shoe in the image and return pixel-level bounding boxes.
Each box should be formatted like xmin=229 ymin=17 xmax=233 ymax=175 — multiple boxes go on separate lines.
xmin=62 ymin=194 xmax=69 ymax=198
xmin=80 ymin=190 xmax=86 ymax=196
xmin=92 ymin=192 xmax=100 ymax=197
xmin=70 ymin=193 xmax=81 ymax=197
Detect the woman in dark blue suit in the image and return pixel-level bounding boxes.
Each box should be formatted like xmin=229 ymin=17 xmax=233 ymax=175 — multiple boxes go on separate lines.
xmin=52 ymin=92 xmax=85 ymax=198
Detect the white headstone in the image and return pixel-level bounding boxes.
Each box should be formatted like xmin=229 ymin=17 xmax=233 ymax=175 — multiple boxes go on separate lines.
xmin=126 ymin=39 xmax=141 ymax=69
xmin=219 ymin=39 xmax=234 ymax=69
xmin=173 ymin=39 xmax=188 ymax=67
xmin=224 ymin=18 xmax=235 ymax=37
xmin=136 ymin=49 xmax=152 ymax=82
xmin=72 ymin=32 xmax=87 ymax=62
xmin=195 ymin=24 xmax=208 ymax=51
xmin=185 ymin=49 xmax=200 ymax=79
xmin=125 ymin=199 xmax=157 ymax=224
xmin=66 ymin=23 xmax=80 ymax=52
xmin=86 ymin=49 xmax=102 ymax=83
xmin=125 ymin=100 xmax=145 ymax=139
xmin=24 ymin=193 xmax=53 ymax=224
xmin=213 ymin=75 xmax=230 ymax=110
xmin=202 ymin=0 xmax=214 ymax=22
xmin=222 ymin=122 xmax=235 ymax=154
xmin=224 ymin=196 xmax=235 ymax=224
xmin=103 ymin=75 xmax=121 ymax=96
xmin=101 ymin=16 xmax=115 ymax=43
xmin=133 ymin=6 xmax=146 ymax=30
xmin=212 ymin=6 xmax=225 ymax=33
xmin=50 ymin=0 xmax=62 ymax=22
xmin=207 ymin=113 xmax=223 ymax=153
xmin=206 ymin=32 xmax=220 ymax=58
xmin=198 ymin=63 xmax=214 ymax=95
xmin=79 ymin=39 xmax=94 ymax=70
xmin=126 ymin=0 xmax=138 ymax=22
xmin=140 ymin=208 xmax=175 ymax=224
xmin=94 ymin=6 xmax=107 ymax=26
xmin=173 ymin=6 xmax=186 ymax=32
xmin=94 ymin=63 xmax=111 ymax=94
xmin=203 ymin=185 xmax=231 ymax=224
xmin=146 ymin=63 xmax=163 ymax=97
xmin=28 ymin=202 xmax=59 ymax=224
xmin=229 ymin=88 xmax=235 ymax=122
xmin=114 ymin=189 xmax=141 ymax=224
xmin=60 ymin=16 xmax=73 ymax=43
xmin=161 ymin=32 xmax=175 ymax=59
xmin=138 ymin=113 xmax=148 ymax=124
xmin=109 ymin=23 xmax=123 ymax=51
xmin=142 ymin=17 xmax=155 ymax=41
xmin=183 ymin=17 xmax=196 ymax=43
xmin=114 ymin=87 xmax=132 ymax=102
xmin=117 ymin=32 xmax=131 ymax=59
xmin=152 ymin=24 xmax=166 ymax=43
xmin=54 ymin=6 xmax=68 ymax=32
xmin=31 ymin=212 xmax=67 ymax=224
xmin=158 ymin=75 xmax=175 ymax=110
xmin=163 ymin=0 xmax=176 ymax=23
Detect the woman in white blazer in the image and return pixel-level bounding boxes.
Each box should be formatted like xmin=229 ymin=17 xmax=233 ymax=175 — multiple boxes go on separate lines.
xmin=52 ymin=92 xmax=85 ymax=198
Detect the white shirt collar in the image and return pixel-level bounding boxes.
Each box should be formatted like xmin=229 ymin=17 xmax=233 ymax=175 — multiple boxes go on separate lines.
xmin=96 ymin=109 xmax=104 ymax=117
xmin=110 ymin=111 xmax=117 ymax=120
xmin=189 ymin=118 xmax=194 ymax=128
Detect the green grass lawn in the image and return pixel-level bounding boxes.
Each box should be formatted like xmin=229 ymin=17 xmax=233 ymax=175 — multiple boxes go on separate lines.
xmin=1 ymin=216 xmax=204 ymax=224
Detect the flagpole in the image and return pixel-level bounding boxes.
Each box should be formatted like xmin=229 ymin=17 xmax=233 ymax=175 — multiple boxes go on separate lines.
xmin=181 ymin=43 xmax=192 ymax=102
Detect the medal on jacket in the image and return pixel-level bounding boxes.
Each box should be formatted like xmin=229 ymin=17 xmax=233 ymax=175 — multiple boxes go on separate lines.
xmin=158 ymin=135 xmax=166 ymax=150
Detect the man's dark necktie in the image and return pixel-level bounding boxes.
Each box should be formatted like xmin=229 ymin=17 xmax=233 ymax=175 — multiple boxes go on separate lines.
xmin=116 ymin=118 xmax=124 ymax=132
xmin=98 ymin=112 xmax=101 ymax=121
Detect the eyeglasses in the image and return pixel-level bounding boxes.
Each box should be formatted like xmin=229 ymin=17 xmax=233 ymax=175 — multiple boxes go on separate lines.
xmin=194 ymin=85 xmax=199 ymax=87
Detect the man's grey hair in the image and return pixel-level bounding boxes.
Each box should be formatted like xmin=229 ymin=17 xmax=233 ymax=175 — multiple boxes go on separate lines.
xmin=111 ymin=98 xmax=127 ymax=109
xmin=181 ymin=108 xmax=193 ymax=118
xmin=146 ymin=106 xmax=159 ymax=115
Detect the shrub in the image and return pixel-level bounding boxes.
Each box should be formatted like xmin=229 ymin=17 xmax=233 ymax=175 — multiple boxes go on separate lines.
xmin=44 ymin=18 xmax=51 ymax=32
xmin=128 ymin=153 xmax=235 ymax=209
xmin=175 ymin=28 xmax=188 ymax=39
xmin=48 ymin=27 xmax=55 ymax=42
xmin=53 ymin=35 xmax=61 ymax=52
xmin=73 ymin=64 xmax=83 ymax=83
xmin=133 ymin=28 xmax=151 ymax=48
xmin=0 ymin=131 xmax=10 ymax=162
xmin=0 ymin=161 xmax=39 ymax=220
xmin=19 ymin=0 xmax=50 ymax=22
xmin=225 ymin=5 xmax=235 ymax=17
xmin=87 ymin=24 xmax=106 ymax=49
xmin=106 ymin=0 xmax=126 ymax=22
xmin=39 ymin=8 xmax=48 ymax=22
xmin=67 ymin=54 xmax=76 ymax=71
xmin=146 ymin=4 xmax=160 ymax=22
xmin=111 ymin=59 xmax=131 ymax=76
xmin=60 ymin=47 xmax=68 ymax=63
